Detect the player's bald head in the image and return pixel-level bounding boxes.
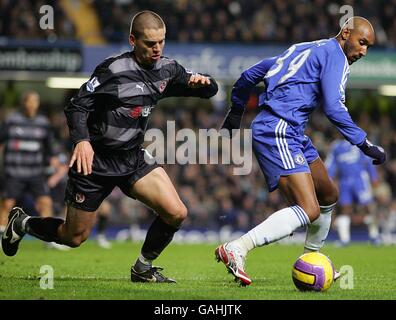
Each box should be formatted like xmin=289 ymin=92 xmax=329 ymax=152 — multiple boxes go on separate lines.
xmin=130 ymin=11 xmax=166 ymax=39
xmin=339 ymin=16 xmax=375 ymax=41
xmin=336 ymin=16 xmax=375 ymax=65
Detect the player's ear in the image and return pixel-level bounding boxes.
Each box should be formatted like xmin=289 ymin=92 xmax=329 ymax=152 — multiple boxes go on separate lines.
xmin=341 ymin=27 xmax=351 ymax=41
xmin=129 ymin=34 xmax=136 ymax=47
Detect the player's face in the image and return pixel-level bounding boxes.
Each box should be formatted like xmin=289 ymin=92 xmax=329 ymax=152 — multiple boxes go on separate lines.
xmin=130 ymin=28 xmax=165 ymax=67
xmin=344 ymin=27 xmax=375 ymax=65
xmin=23 ymin=94 xmax=40 ymax=118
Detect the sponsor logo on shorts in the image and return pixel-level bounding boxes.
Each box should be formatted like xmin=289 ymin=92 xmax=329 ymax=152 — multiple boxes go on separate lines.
xmin=75 ymin=193 xmax=85 ymax=203
xmin=295 ymin=153 xmax=305 ymax=165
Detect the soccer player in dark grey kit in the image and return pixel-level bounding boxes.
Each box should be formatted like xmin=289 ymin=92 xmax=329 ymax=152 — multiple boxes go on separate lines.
xmin=0 ymin=91 xmax=68 ymax=251
xmin=2 ymin=11 xmax=218 ymax=283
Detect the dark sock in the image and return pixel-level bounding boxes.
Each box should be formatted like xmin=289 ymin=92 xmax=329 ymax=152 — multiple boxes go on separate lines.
xmin=97 ymin=215 xmax=108 ymax=234
xmin=141 ymin=216 xmax=179 ymax=261
xmin=25 ymin=217 xmax=64 ymax=242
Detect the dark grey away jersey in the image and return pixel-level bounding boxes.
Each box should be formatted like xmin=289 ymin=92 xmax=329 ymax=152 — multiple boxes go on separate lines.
xmin=65 ymin=51 xmax=218 ymax=151
xmin=0 ymin=112 xmax=55 ymax=178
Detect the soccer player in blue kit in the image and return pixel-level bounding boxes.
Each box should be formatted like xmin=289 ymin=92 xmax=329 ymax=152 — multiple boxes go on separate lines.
xmin=326 ymin=139 xmax=379 ymax=245
xmin=215 ymin=17 xmax=386 ymax=286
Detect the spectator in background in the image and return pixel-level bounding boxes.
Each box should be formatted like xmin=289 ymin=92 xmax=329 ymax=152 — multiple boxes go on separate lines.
xmin=91 ymin=0 xmax=396 ymax=45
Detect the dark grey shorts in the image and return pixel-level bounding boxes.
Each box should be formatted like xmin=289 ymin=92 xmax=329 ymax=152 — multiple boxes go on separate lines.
xmin=64 ymin=148 xmax=160 ymax=212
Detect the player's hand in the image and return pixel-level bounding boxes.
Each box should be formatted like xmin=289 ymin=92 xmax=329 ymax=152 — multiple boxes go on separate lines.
xmin=69 ymin=140 xmax=95 ymax=175
xmin=220 ymin=105 xmax=245 ymax=137
xmin=188 ymin=74 xmax=211 ymax=88
xmin=358 ymin=139 xmax=386 ymax=165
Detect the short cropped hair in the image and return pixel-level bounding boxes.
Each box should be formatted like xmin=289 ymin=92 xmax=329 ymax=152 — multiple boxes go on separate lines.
xmin=130 ymin=11 xmax=166 ymax=39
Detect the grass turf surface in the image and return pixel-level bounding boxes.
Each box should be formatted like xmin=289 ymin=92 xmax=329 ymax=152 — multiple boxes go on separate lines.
xmin=0 ymin=241 xmax=395 ymax=300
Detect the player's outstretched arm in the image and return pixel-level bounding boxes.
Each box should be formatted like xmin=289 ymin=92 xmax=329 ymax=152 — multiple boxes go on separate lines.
xmin=231 ymin=56 xmax=276 ymax=109
xmin=163 ymin=73 xmax=218 ymax=99
xmin=187 ymin=73 xmax=218 ymax=98
xmin=221 ymin=57 xmax=276 ymax=136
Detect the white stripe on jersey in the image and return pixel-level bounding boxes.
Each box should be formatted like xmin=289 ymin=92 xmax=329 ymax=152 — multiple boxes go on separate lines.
xmin=275 ymin=119 xmax=295 ymax=169
xmin=339 ymin=56 xmax=350 ymax=111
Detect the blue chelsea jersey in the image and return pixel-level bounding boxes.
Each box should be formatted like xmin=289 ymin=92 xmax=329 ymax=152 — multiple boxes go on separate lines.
xmin=231 ymin=38 xmax=367 ymax=146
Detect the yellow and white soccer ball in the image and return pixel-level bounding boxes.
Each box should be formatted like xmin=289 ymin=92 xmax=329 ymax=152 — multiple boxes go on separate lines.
xmin=292 ymin=252 xmax=335 ymax=292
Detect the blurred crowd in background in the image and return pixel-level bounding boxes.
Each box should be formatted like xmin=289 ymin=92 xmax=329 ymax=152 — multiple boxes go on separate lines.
xmin=1 ymin=0 xmax=396 ymax=47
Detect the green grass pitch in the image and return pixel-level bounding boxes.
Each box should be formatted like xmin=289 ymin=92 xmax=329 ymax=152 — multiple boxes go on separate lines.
xmin=1 ymin=240 xmax=395 ymax=300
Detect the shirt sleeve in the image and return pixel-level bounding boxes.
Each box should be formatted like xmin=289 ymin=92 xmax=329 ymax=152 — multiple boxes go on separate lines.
xmin=64 ymin=66 xmax=115 ymax=145
xmin=163 ymin=61 xmax=218 ymax=98
xmin=231 ymin=57 xmax=277 ymax=109
xmin=320 ymin=50 xmax=367 ymax=146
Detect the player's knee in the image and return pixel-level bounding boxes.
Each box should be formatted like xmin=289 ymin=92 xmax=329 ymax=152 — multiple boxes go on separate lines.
xmin=324 ymin=186 xmax=339 ymax=205
xmin=318 ymin=181 xmax=339 ymax=205
xmin=170 ymin=202 xmax=188 ymax=225
xmin=62 ymin=228 xmax=90 ymax=248
xmin=63 ymin=236 xmax=82 ymax=248
xmin=65 ymin=234 xmax=88 ymax=248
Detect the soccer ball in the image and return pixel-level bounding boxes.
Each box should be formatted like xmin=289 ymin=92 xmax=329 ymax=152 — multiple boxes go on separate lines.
xmin=292 ymin=252 xmax=335 ymax=292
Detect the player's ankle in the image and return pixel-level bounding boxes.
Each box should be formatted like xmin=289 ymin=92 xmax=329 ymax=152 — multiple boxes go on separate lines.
xmin=230 ymin=233 xmax=255 ymax=256
xmin=134 ymin=254 xmax=153 ymax=273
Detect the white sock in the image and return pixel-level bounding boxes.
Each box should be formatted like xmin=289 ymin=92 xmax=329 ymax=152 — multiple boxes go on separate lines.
xmin=304 ymin=203 xmax=336 ymax=252
xmin=236 ymin=206 xmax=310 ymax=250
xmin=229 ymin=233 xmax=255 ymax=256
xmin=336 ymin=215 xmax=351 ymax=244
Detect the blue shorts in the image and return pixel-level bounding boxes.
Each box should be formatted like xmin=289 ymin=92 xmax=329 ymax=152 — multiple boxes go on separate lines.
xmin=338 ymin=172 xmax=373 ymax=206
xmin=251 ymin=110 xmax=319 ymax=192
